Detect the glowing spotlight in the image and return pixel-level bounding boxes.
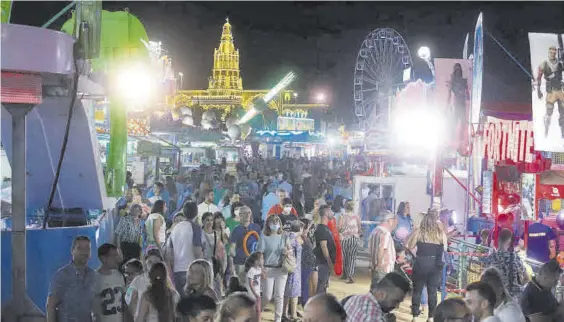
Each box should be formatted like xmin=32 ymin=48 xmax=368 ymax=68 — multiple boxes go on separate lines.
xmin=116 ymin=66 xmax=154 ymax=102
xmin=293 ymin=92 xmax=298 ymax=98
xmin=418 ymin=46 xmax=431 ymax=62
xmin=327 ymin=136 xmax=336 ymax=146
xmin=316 ymin=92 xmax=326 ymax=103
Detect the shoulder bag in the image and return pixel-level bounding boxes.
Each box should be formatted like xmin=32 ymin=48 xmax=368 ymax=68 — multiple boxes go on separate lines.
xmin=281 ymin=233 xmax=297 ymax=274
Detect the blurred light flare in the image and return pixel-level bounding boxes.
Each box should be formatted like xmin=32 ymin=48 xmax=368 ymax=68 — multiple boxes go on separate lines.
xmin=238 ymin=71 xmax=296 ymax=125
xmin=116 ymin=66 xmax=154 ymax=103
xmin=393 ymin=108 xmax=445 ymax=151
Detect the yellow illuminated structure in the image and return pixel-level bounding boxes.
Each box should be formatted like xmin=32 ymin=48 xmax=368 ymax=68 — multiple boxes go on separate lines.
xmin=173 ymin=18 xmax=327 ymax=120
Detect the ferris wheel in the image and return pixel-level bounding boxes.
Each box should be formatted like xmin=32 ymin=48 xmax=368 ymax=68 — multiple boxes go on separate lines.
xmin=353 ymin=28 xmax=414 ymax=130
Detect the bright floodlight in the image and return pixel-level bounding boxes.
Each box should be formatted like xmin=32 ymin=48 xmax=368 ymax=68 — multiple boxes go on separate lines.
xmin=117 ymin=67 xmax=154 ymax=102
xmin=316 ymin=92 xmax=326 ymax=103
xmin=393 ymin=108 xmax=444 ymax=151
xmin=327 ymin=136 xmax=336 ymax=146
xmin=293 ymin=92 xmax=298 ymax=98
xmin=418 ymin=46 xmax=431 ymax=61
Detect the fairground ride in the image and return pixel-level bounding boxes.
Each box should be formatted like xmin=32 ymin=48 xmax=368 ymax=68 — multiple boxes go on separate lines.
xmin=353 ymin=28 xmax=414 ymax=137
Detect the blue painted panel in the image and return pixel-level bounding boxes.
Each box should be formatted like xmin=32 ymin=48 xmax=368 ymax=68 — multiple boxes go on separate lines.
xmin=0 ymin=212 xmax=116 ymax=312
xmin=1 ymin=99 xmax=105 ymax=213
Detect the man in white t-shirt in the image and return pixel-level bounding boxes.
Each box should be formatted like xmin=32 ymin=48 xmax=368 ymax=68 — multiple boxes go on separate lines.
xmin=93 ymin=243 xmax=125 ymax=322
xmin=197 ymin=189 xmax=219 ymax=224
xmin=166 ymin=201 xmax=203 ymax=296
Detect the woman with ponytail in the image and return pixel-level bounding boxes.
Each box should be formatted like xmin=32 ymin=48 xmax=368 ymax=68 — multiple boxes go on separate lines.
xmin=135 ymin=262 xmax=179 ymax=322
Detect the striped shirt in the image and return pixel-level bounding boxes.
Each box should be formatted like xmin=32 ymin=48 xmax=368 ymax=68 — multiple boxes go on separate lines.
xmin=368 ymin=226 xmax=395 ymax=273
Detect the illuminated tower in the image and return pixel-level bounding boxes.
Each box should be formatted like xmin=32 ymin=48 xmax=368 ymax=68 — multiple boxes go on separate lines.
xmin=208 ymin=18 xmax=243 ymax=94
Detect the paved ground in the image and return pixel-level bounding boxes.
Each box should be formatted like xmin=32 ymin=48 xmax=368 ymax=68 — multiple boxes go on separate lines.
xmin=262 ymin=250 xmax=421 ymax=322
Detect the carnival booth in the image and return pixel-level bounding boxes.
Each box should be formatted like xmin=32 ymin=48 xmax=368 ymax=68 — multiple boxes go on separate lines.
xmin=478 ymin=118 xmax=563 ymax=267
xmin=535 ymin=170 xmax=564 ymax=265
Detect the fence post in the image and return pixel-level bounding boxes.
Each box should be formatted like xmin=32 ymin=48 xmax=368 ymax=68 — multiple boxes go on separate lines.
xmin=441 ymin=264 xmax=447 ymax=300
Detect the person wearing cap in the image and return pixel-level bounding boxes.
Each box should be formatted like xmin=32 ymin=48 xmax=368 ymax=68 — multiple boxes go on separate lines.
xmin=368 ymin=210 xmax=397 ymax=288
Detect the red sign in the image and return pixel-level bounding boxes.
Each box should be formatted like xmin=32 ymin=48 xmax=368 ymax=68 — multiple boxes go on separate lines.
xmin=537 ymin=184 xmax=564 ymax=200
xmin=481 ymin=120 xmax=550 ymax=173
xmin=482 ymin=120 xmax=534 ymax=164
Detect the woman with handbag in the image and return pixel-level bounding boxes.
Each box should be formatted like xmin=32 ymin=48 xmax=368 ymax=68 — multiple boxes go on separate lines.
xmin=257 ymin=215 xmax=291 ymax=322
xmin=201 ymin=212 xmax=226 ymax=298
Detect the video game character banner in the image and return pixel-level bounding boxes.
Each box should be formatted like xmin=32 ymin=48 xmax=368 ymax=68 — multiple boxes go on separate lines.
xmin=529 ymin=32 xmax=564 ymax=152
xmin=434 ymin=58 xmax=472 ymax=155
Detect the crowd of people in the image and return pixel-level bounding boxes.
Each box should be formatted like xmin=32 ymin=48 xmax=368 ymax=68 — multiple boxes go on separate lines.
xmin=45 ymin=156 xmax=564 ymax=322
xmin=46 ymin=157 xmax=365 ymax=322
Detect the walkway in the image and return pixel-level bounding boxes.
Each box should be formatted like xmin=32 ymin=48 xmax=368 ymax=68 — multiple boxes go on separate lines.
xmin=262 ymin=250 xmax=418 ymax=321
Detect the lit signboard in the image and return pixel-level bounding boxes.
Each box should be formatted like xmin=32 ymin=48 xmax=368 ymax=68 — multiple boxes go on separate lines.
xmin=277 ymin=116 xmax=314 ymax=131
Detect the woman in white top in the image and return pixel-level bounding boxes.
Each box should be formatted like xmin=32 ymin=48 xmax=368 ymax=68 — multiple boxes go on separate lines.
xmin=126 ymin=249 xmax=175 ymax=319
xmin=135 ymin=262 xmax=179 ymax=322
xmin=145 ymin=200 xmax=166 ymax=249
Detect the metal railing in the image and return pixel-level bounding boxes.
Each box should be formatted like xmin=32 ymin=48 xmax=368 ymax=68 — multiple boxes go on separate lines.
xmin=440 ymin=237 xmax=564 ymax=302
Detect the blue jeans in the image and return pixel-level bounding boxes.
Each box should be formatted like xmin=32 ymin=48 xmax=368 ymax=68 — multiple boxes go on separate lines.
xmin=317 ymin=263 xmax=330 ymax=294
xmin=174 ymin=271 xmax=187 ymax=297
xmin=301 ymin=266 xmax=313 ymax=306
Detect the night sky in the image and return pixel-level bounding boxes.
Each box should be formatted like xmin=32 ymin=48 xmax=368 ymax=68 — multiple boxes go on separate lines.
xmin=10 ymin=1 xmax=564 ymax=123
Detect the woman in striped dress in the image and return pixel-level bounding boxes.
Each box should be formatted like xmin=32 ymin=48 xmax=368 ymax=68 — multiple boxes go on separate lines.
xmin=338 ymin=200 xmax=362 ymax=284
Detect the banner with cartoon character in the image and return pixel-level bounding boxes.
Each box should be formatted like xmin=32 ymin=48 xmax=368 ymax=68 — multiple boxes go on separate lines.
xmin=529 ymin=33 xmax=564 ymax=152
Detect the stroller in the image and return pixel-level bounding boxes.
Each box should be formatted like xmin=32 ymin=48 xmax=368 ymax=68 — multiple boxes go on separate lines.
xmin=393 ymin=238 xmax=414 ymax=282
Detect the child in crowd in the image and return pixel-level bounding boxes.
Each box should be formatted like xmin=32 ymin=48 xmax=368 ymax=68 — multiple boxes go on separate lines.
xmin=479 ymin=229 xmax=490 ymax=248
xmin=123 ymin=258 xmax=144 ymax=286
xmin=176 ymin=295 xmax=217 ymax=322
xmin=394 ymin=241 xmax=413 ymax=278
xmin=245 ymin=252 xmax=263 ymax=321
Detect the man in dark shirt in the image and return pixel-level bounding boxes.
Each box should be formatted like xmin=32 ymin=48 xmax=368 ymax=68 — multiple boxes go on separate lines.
xmin=520 ymin=259 xmax=564 ymax=322
xmin=230 ymin=206 xmax=261 ymax=283
xmin=526 ymin=222 xmax=556 ymax=263
xmin=315 ymin=205 xmax=337 ymax=294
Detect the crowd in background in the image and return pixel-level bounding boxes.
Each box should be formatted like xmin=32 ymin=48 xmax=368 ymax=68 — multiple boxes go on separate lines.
xmin=45 ymin=155 xmax=564 ymax=322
